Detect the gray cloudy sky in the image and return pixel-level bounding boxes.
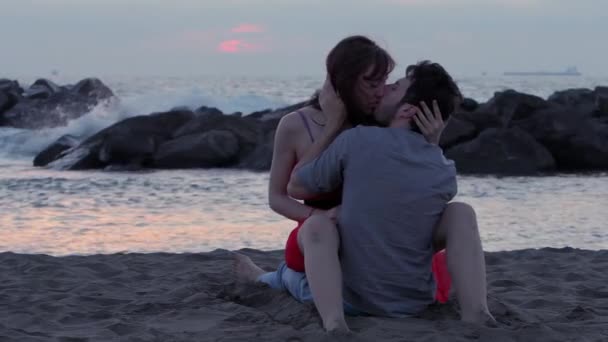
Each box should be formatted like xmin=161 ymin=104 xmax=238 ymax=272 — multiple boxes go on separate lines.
xmin=1 ymin=0 xmax=605 ymax=77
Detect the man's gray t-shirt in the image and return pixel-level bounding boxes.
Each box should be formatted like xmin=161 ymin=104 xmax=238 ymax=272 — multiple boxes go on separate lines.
xmin=295 ymin=126 xmax=457 ymax=317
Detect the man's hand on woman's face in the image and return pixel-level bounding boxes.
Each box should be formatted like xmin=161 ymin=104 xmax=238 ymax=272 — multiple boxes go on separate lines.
xmin=414 ymin=100 xmax=446 ymax=146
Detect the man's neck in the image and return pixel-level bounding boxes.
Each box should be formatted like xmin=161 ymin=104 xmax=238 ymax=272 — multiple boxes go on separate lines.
xmin=388 ymin=119 xmax=412 ymax=130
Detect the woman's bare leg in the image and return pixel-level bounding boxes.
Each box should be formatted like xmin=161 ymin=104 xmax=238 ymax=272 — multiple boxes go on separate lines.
xmin=297 ymin=214 xmax=348 ymax=332
xmin=433 ymin=202 xmax=494 ymax=323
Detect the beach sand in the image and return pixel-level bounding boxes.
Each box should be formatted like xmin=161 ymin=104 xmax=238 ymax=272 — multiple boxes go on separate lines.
xmin=1 ymin=248 xmax=607 ymax=341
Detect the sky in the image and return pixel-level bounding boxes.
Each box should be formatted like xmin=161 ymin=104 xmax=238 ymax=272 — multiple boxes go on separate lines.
xmin=1 ymin=0 xmax=606 ymax=77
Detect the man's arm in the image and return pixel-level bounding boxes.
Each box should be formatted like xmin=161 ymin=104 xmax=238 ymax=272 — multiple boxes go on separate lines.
xmin=287 ymin=131 xmax=351 ymax=200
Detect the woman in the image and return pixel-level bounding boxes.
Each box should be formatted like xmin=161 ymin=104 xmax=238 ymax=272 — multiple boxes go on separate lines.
xmin=269 ymin=35 xmax=396 ymax=273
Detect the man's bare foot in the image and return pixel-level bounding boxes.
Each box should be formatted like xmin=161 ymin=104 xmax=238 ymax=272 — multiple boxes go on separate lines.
xmin=234 ymin=252 xmax=266 ymax=283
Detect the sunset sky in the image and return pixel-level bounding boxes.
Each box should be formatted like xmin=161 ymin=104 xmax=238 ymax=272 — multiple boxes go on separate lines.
xmin=1 ymin=0 xmax=605 ymax=77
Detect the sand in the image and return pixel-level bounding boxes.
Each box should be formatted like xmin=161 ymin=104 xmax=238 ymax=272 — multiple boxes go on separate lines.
xmin=1 ymin=247 xmax=607 ymax=341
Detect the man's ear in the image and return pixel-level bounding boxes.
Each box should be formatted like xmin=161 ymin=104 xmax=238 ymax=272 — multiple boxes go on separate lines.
xmin=394 ymin=107 xmax=408 ymax=121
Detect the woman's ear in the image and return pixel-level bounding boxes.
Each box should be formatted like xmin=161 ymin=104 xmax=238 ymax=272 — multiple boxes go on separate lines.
xmin=394 ymin=104 xmax=416 ymax=120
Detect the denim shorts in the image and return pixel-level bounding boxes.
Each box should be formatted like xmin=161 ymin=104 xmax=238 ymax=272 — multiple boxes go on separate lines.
xmin=257 ymin=262 xmax=365 ymax=316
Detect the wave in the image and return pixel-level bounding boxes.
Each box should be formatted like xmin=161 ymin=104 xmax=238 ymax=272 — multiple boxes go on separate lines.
xmin=0 ymin=88 xmax=289 ymax=160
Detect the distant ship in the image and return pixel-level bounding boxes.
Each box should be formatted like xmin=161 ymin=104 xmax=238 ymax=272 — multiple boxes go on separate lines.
xmin=504 ymin=66 xmax=581 ymax=76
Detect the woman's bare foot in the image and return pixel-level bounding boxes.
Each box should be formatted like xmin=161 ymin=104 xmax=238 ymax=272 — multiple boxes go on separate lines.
xmin=233 ymin=252 xmax=266 ymax=283
xmin=324 ymin=317 xmax=350 ymax=333
xmin=462 ymin=309 xmax=497 ymax=327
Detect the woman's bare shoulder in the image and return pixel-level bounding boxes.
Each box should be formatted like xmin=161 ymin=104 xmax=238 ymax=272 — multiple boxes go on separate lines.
xmin=277 ymin=107 xmax=313 ymax=134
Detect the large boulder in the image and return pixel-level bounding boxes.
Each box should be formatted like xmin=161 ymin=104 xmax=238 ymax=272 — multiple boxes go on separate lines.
xmin=23 ymin=79 xmax=62 ymax=99
xmin=0 ymin=79 xmax=24 ymax=95
xmin=439 ymin=117 xmax=477 ymax=149
xmin=195 ymin=106 xmax=224 ymax=116
xmin=0 ymin=80 xmax=22 ymax=122
xmin=513 ymin=107 xmax=608 ymax=170
xmin=33 ymin=135 xmax=80 ymax=167
xmin=0 ymin=92 xmax=11 ymax=114
xmin=71 ymin=78 xmax=114 ymax=99
xmin=454 ymin=90 xmax=549 ymax=134
xmin=479 ymin=89 xmax=549 ymax=125
xmin=594 ymin=87 xmax=608 ymax=117
xmin=1 ymin=78 xmax=114 ymax=129
xmin=173 ymin=112 xmax=261 ymax=162
xmin=237 ymin=126 xmax=276 ymax=170
xmin=98 ymin=134 xmax=157 ymax=166
xmin=153 ymin=130 xmax=239 ymax=168
xmin=548 ymin=88 xmax=595 ymax=107
xmin=248 ymin=100 xmax=309 ymax=121
xmin=45 ymin=109 xmax=196 ymax=170
xmin=459 ymin=97 xmax=479 ymax=112
xmin=445 ymin=128 xmax=556 ymax=175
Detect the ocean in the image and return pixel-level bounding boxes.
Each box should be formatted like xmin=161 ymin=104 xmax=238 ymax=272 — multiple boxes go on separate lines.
xmin=1 ymin=74 xmax=607 ymax=256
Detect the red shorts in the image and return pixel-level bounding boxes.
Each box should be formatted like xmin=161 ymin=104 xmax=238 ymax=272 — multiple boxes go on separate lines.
xmin=284 ymin=224 xmax=452 ymax=303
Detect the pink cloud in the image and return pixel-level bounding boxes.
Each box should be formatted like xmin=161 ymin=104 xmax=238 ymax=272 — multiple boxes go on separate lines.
xmin=231 ymin=23 xmax=265 ymax=33
xmin=217 ymin=39 xmax=263 ymax=53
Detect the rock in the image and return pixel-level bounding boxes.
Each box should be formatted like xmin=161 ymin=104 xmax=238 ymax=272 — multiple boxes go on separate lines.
xmin=439 ymin=117 xmax=477 ymax=149
xmin=0 ymin=92 xmax=10 ymax=114
xmin=98 ymin=134 xmax=156 ymax=166
xmin=2 ymin=78 xmax=114 ymax=129
xmin=596 ymin=95 xmax=608 ymax=116
xmin=248 ymin=108 xmax=272 ymax=119
xmin=452 ymin=90 xmax=549 ymax=134
xmin=31 ymin=85 xmax=608 ymax=174
xmin=460 ymin=98 xmax=479 ymax=112
xmin=0 ymin=81 xmax=23 ymax=123
xmin=0 ymin=79 xmax=23 ymax=94
xmin=195 ymin=106 xmax=224 ymax=116
xmin=513 ymin=107 xmax=608 ymax=170
xmin=173 ymin=112 xmax=261 ymax=163
xmin=452 ymin=109 xmax=502 ymax=133
xmin=477 ymin=89 xmax=549 ymax=126
xmin=43 ymin=109 xmax=196 ymax=170
xmin=595 ymin=86 xmax=608 ymax=97
xmin=72 ymin=78 xmax=113 ymax=99
xmin=237 ymin=127 xmax=275 ymax=170
xmin=248 ymin=100 xmax=309 ymax=120
xmin=33 ymin=135 xmax=80 ymax=167
xmin=23 ymin=79 xmax=62 ymax=99
xmin=594 ymin=87 xmax=608 ymax=117
xmin=154 ymin=130 xmax=239 ymax=168
xmin=548 ymin=88 xmax=594 ymax=107
xmin=445 ymin=128 xmax=556 ymax=175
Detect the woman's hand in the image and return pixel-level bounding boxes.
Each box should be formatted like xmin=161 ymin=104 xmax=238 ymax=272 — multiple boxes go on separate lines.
xmin=319 ymin=77 xmax=347 ymax=133
xmin=414 ymin=100 xmax=446 ymax=145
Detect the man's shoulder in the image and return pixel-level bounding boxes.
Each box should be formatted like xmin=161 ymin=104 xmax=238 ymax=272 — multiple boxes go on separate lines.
xmin=343 ymin=125 xmax=385 ymax=139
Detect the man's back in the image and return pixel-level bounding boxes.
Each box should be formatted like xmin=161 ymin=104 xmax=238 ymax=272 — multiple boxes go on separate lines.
xmin=337 ymin=126 xmax=456 ymax=316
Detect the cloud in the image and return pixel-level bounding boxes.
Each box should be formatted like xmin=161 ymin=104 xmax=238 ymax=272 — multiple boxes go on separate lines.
xmin=231 ymin=23 xmax=265 ymax=33
xmin=217 ymin=39 xmax=263 ymax=53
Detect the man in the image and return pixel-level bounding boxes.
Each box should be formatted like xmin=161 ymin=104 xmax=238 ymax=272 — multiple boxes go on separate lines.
xmin=237 ymin=62 xmax=493 ymax=332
